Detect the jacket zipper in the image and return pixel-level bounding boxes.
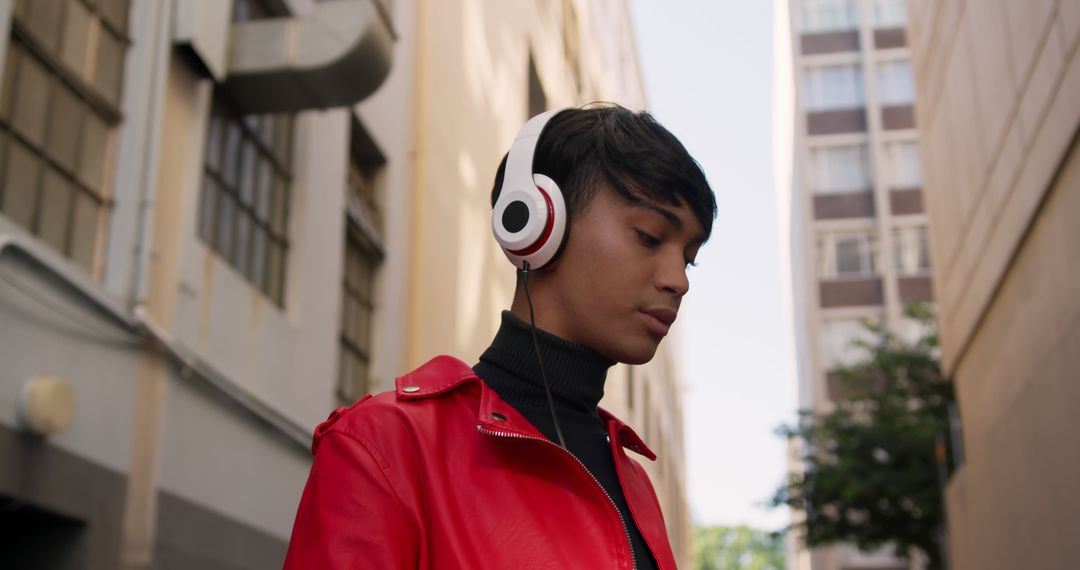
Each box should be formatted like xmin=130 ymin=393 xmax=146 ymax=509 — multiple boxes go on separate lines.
xmin=476 ymin=424 xmax=638 ymax=570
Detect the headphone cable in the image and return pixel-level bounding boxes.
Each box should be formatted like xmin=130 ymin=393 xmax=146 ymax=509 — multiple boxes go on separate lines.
xmin=518 ymin=262 xmax=568 ymax=450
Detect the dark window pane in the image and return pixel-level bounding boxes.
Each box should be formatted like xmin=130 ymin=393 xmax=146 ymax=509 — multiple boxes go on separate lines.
xmin=255 ymin=158 xmax=272 ymax=221
xmin=345 ymin=247 xmax=358 ymax=289
xmin=16 ymin=0 xmax=64 ymax=53
xmin=77 ymin=112 xmax=108 ymax=192
xmin=836 ymin=237 xmax=864 ymax=274
xmin=271 ymin=179 xmax=287 ymax=234
xmin=258 ymin=114 xmax=275 ymax=150
xmin=351 ymin=356 xmax=368 ymax=397
xmin=0 ymin=43 xmax=21 ymax=121
xmin=243 ymin=114 xmax=260 ymax=136
xmin=222 ymin=121 xmax=241 ymax=187
xmin=2 ymin=139 xmax=42 ymax=228
xmin=198 ymin=177 xmax=218 ymax=244
xmin=12 ymin=53 xmax=51 ymax=147
xmin=70 ymin=190 xmax=98 ymax=272
xmin=46 ymin=86 xmax=85 ymax=172
xmin=341 ymin=295 xmax=354 ymax=342
xmin=216 ymin=191 xmax=235 ymax=261
xmin=60 ymin=0 xmax=91 ymax=76
xmin=238 ymin=141 xmax=256 ymax=206
xmin=93 ymin=29 xmax=125 ymax=105
xmin=353 ymin=302 xmax=370 ymax=350
xmin=38 ymin=169 xmax=73 ymax=252
xmin=205 ymin=113 xmax=224 ymax=173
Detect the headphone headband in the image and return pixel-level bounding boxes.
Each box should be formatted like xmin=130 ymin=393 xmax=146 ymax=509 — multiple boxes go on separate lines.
xmin=502 ymin=108 xmax=563 ymax=196
xmin=491 ymin=108 xmax=571 ymax=270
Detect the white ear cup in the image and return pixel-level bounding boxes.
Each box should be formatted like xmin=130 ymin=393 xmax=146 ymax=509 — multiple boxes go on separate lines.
xmin=492 ymin=109 xmax=570 ymax=270
xmin=496 ymin=173 xmax=566 ymax=270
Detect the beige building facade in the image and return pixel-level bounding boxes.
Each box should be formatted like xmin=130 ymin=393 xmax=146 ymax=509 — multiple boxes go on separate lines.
xmin=906 ymin=0 xmax=1080 ymax=568
xmin=784 ymin=0 xmax=934 ymax=568
xmin=0 ymin=0 xmax=691 ymax=567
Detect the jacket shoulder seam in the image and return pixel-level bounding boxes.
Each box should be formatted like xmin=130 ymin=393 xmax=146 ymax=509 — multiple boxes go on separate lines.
xmin=320 ymin=427 xmax=415 ymax=523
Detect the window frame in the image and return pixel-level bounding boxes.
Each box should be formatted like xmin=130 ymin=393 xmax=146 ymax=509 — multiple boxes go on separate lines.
xmin=818 ymin=230 xmax=879 ymax=279
xmin=809 ymin=142 xmax=873 ymax=194
xmin=0 ymin=0 xmax=133 ymax=275
xmin=803 ymin=62 xmax=866 ymax=112
xmin=198 ymin=92 xmax=295 ymax=305
xmin=336 ymin=117 xmax=386 ymax=404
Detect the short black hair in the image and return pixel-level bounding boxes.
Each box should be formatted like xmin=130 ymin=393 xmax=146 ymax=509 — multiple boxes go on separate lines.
xmin=491 ymin=102 xmax=717 ymax=243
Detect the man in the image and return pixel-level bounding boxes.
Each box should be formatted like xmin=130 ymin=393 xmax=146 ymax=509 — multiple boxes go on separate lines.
xmin=283 ymin=103 xmax=716 ymax=568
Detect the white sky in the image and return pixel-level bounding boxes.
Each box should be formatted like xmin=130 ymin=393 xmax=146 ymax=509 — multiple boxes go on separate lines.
xmin=627 ymin=0 xmax=799 ymax=531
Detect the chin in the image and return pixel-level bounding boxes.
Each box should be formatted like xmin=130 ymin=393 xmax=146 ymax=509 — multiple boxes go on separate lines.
xmin=609 ymin=340 xmax=660 ymax=365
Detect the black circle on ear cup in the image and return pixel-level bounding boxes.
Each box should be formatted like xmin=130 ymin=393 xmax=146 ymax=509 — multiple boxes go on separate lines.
xmin=501 ymin=200 xmax=530 ymax=233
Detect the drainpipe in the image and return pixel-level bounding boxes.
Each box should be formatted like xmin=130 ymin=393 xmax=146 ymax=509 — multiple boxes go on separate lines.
xmin=129 ymin=0 xmax=174 ymax=309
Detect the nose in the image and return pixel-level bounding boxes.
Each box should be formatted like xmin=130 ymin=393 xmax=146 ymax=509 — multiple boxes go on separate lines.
xmin=657 ymin=252 xmax=690 ymax=297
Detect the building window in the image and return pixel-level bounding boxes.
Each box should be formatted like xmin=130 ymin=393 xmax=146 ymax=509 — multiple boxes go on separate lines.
xmin=809 ymin=143 xmax=872 ymax=193
xmin=198 ymin=95 xmax=294 ymax=305
xmin=893 ymin=225 xmax=930 ymax=275
xmin=801 ymin=0 xmax=857 ymax=33
xmin=818 ymin=231 xmax=878 ymax=278
xmin=337 ymin=119 xmax=385 ymax=404
xmin=0 ymin=0 xmax=131 ymax=274
xmin=876 ymin=60 xmax=915 ymax=106
xmin=873 ymin=0 xmax=907 ymax=28
xmin=884 ymin=140 xmax=922 ymax=189
xmin=803 ymin=64 xmax=864 ymax=111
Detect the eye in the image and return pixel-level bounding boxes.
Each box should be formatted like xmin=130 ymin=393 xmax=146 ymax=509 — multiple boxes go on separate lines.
xmin=635 ymin=229 xmax=661 ymax=248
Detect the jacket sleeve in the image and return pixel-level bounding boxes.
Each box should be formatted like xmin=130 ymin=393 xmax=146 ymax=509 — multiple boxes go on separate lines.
xmin=283 ymin=429 xmax=420 ymax=569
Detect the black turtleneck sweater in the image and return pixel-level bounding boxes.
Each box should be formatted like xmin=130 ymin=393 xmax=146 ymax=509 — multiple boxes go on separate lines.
xmin=472 ymin=311 xmax=658 ymax=570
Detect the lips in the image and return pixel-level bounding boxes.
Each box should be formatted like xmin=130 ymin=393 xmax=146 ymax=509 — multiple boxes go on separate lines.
xmin=640 ymin=307 xmax=677 ymax=337
xmin=641 ymin=307 xmax=677 ymax=327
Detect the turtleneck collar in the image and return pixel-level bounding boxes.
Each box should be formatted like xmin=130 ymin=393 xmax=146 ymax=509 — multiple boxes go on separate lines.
xmin=473 ymin=310 xmax=616 ymax=415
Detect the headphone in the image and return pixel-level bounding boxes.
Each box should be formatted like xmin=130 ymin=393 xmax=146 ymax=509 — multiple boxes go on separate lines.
xmin=490 ymin=108 xmax=572 ymax=449
xmin=491 ymin=108 xmax=570 ymax=271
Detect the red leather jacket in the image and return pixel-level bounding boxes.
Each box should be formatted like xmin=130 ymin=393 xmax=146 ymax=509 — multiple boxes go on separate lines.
xmin=283 ymin=355 xmax=677 ymax=569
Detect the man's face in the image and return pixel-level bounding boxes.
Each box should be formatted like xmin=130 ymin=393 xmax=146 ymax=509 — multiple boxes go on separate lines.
xmin=533 ymin=185 xmax=705 ymax=364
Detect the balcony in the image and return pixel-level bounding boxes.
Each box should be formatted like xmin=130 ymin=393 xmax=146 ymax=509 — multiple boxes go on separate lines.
xmin=807 ymin=108 xmax=868 ymax=135
xmin=889 ymin=187 xmax=924 ymax=215
xmin=801 ymin=30 xmax=860 ymax=55
xmin=819 ymin=277 xmax=884 ymax=308
xmin=814 ymin=192 xmax=876 ymax=219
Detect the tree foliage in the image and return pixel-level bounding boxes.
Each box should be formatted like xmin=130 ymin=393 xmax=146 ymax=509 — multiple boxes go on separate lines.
xmin=771 ymin=304 xmax=955 ymax=569
xmin=693 ymin=524 xmax=785 ymax=570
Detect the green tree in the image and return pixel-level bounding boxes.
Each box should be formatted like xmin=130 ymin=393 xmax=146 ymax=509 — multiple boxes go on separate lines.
xmin=771 ymin=304 xmax=955 ymax=569
xmin=693 ymin=524 xmax=786 ymax=570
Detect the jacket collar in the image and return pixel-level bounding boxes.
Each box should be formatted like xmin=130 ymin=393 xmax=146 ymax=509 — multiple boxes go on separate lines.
xmin=395 ymin=355 xmax=656 ymax=460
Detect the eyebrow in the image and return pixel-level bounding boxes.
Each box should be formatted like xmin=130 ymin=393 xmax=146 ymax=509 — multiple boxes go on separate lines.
xmin=633 ymin=202 xmax=707 ymax=245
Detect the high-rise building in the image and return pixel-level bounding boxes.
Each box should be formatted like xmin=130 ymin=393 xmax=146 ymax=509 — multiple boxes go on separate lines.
xmin=906 ymin=1 xmax=1080 ymax=568
xmin=0 ymin=0 xmax=689 ymax=567
xmin=783 ymin=0 xmax=933 ymax=568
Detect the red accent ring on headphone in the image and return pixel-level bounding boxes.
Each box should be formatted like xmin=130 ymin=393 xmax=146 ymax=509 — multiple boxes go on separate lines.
xmin=508 ymin=186 xmax=555 ymax=257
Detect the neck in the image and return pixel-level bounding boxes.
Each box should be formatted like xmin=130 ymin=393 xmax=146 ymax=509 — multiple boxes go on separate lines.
xmin=474 ymin=310 xmax=616 ymax=414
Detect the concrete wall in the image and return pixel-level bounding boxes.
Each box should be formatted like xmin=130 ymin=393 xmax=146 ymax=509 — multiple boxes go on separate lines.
xmin=0 ymin=0 xmax=691 ymax=566
xmin=907 ymin=0 xmax=1080 ymax=568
